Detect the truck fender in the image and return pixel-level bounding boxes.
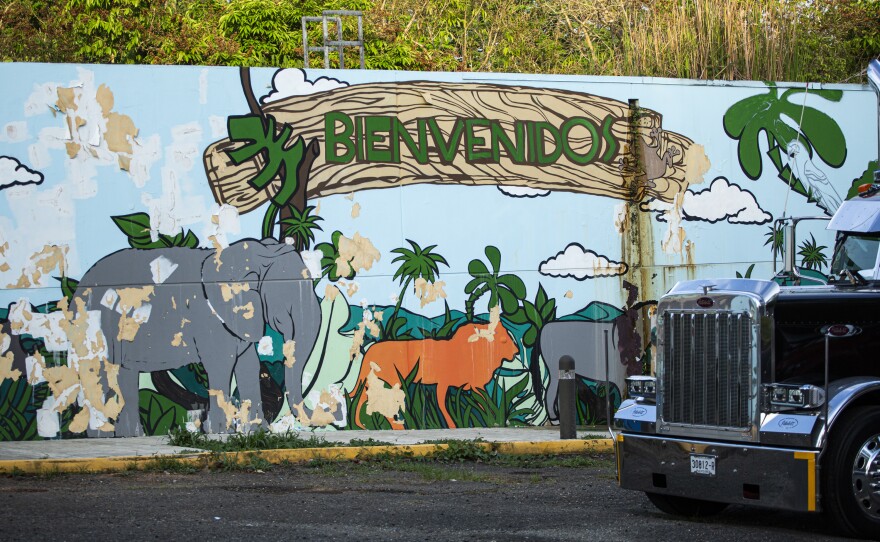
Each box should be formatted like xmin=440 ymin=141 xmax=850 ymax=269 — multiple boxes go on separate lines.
xmin=814 ymin=376 xmax=880 ymax=448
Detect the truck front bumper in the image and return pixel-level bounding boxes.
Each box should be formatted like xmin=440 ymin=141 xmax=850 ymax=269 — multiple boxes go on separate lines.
xmin=617 ymin=433 xmax=820 ymax=512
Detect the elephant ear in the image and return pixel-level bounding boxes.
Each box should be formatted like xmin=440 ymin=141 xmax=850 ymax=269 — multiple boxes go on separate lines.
xmin=201 ymin=240 xmax=266 ymax=343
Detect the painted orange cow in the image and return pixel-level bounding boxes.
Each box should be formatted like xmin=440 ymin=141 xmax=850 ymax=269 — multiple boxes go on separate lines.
xmin=352 ymin=322 xmax=519 ymax=428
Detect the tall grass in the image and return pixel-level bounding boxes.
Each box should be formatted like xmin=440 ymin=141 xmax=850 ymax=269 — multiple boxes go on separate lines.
xmin=615 ymin=0 xmax=799 ymax=81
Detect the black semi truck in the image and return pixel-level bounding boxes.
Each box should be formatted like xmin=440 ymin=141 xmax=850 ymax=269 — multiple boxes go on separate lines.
xmin=614 ymin=65 xmax=880 ymax=539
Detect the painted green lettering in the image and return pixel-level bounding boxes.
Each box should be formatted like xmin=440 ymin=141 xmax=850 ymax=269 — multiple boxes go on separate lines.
xmin=396 ymin=118 xmax=428 ymax=163
xmin=364 ymin=116 xmax=393 ymax=162
xmin=428 ymin=118 xmax=466 ymax=163
xmin=324 ymin=112 xmax=355 ymax=164
xmin=560 ymin=117 xmax=599 ymax=165
xmin=490 ymin=121 xmax=526 ymax=163
xmin=600 ymin=115 xmax=619 ymax=163
xmin=534 ymin=121 xmax=562 ymax=165
xmin=465 ymin=119 xmax=492 ymax=161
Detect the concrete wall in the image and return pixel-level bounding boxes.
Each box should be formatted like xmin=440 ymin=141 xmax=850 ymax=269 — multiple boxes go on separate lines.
xmin=0 ymin=63 xmax=874 ymax=439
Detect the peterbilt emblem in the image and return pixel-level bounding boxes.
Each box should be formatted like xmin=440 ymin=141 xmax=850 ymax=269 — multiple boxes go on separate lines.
xmin=778 ymin=417 xmax=798 ymax=429
xmin=632 ymin=407 xmax=647 ymax=418
xmin=821 ymin=324 xmax=862 ymax=338
xmin=697 ymin=297 xmax=714 ymax=308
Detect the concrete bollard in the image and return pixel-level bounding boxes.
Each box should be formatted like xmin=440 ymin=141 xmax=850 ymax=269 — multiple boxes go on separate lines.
xmin=559 ymin=355 xmax=576 ymax=439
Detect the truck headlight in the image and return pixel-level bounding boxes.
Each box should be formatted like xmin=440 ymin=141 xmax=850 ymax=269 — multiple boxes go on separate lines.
xmin=626 ymin=376 xmax=656 ymax=402
xmin=763 ymin=384 xmax=825 ymax=410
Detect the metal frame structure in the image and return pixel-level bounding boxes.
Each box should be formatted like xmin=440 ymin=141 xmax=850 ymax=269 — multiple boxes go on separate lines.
xmin=302 ymin=10 xmax=365 ymax=69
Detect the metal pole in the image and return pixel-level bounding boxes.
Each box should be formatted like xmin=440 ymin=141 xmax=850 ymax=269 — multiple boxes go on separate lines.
xmin=604 ymin=330 xmax=613 ymax=437
xmin=559 ymin=355 xmax=576 ymax=439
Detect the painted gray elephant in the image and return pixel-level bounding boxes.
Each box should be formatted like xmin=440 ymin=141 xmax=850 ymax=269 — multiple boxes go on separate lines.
xmin=74 ymin=237 xmax=321 ymax=437
xmin=539 ymin=321 xmax=626 ymax=423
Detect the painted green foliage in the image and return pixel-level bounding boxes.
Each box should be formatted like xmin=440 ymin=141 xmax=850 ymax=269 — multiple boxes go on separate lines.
xmin=112 ymin=212 xmax=200 ymax=249
xmin=227 ymin=114 xmax=304 ymax=206
xmin=723 ymin=84 xmax=845 ymax=196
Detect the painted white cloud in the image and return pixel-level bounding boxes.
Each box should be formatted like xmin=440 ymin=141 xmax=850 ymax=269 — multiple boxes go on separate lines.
xmin=641 ymin=176 xmax=771 ymax=225
xmin=497 ymin=185 xmax=550 ymax=198
xmin=0 ymin=156 xmax=44 ymax=189
xmin=261 ymin=69 xmax=348 ymax=104
xmin=539 ymin=243 xmax=628 ymax=280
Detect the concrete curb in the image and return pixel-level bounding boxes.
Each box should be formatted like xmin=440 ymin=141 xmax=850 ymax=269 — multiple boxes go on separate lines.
xmin=0 ymin=438 xmax=614 ymax=475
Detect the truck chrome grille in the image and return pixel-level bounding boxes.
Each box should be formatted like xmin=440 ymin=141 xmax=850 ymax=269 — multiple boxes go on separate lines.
xmin=660 ymin=311 xmax=752 ymax=428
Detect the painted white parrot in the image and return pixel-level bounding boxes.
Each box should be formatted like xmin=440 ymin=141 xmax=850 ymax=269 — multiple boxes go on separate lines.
xmin=786 ymin=140 xmax=842 ymax=215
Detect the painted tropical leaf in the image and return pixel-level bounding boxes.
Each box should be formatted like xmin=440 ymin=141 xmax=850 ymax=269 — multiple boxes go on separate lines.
xmin=723 ymin=85 xmax=845 ymax=180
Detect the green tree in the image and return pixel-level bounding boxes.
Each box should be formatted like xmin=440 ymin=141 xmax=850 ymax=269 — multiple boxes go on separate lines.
xmin=464 ymin=246 xmax=526 ymax=322
xmin=385 ymin=240 xmax=448 ymax=339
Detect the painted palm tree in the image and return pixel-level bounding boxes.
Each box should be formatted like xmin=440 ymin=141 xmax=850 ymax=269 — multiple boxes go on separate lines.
xmin=280 ymin=205 xmax=323 ymax=251
xmin=723 ymin=84 xmax=846 ymax=201
xmin=386 ymin=240 xmax=449 ymax=339
xmin=798 ymin=233 xmax=829 ymax=271
xmin=464 ymin=246 xmax=526 ymax=322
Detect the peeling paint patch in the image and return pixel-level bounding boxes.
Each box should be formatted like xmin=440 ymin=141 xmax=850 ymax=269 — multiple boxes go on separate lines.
xmin=0 ymin=332 xmax=21 ymax=381
xmin=115 ymin=286 xmax=155 ymax=341
xmin=339 ymin=280 xmax=359 ymax=298
xmin=26 ymin=352 xmax=46 ymax=385
xmin=364 ymin=362 xmax=405 ymax=422
xmin=8 ymin=244 xmax=68 ymax=288
xmin=207 ymin=389 xmax=262 ymax=431
xmin=469 ymin=305 xmax=501 ymax=342
xmin=283 ymin=340 xmax=296 ymax=368
xmin=351 ymin=202 xmax=361 ymax=218
xmin=413 ymin=278 xmax=446 ymax=308
xmin=219 ymin=282 xmax=251 ymax=302
xmin=335 ymin=232 xmax=381 ymax=277
xmin=684 ymin=144 xmax=710 ymax=186
xmin=565 ymin=290 xmax=574 ymax=299
xmin=171 ymin=332 xmax=186 ymax=347
xmin=324 ymin=284 xmax=340 ymax=302
xmin=302 ymin=249 xmax=322 ymax=280
xmin=292 ymin=392 xmax=339 ymax=427
xmin=209 ymin=235 xmax=224 ymax=271
xmin=233 ymin=302 xmax=255 ymax=319
xmin=150 ymin=255 xmax=179 ymax=284
xmin=36 ymin=396 xmax=61 ymax=438
xmin=257 ymin=336 xmax=274 ymax=356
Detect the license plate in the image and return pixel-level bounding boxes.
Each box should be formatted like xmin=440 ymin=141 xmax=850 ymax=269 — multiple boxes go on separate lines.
xmin=690 ymin=454 xmax=716 ymax=476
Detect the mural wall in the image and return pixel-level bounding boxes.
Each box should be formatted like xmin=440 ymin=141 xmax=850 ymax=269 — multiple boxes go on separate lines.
xmin=0 ymin=63 xmax=875 ymax=439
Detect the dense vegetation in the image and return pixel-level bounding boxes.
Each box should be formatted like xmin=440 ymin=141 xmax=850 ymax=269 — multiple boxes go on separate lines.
xmin=1 ymin=0 xmax=879 ymax=82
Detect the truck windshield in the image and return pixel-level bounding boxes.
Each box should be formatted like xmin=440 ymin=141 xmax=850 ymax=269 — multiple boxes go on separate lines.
xmin=830 ymin=232 xmax=880 ymax=276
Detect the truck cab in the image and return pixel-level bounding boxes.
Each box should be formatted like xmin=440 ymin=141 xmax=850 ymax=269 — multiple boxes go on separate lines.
xmin=614 ymin=175 xmax=880 ymax=538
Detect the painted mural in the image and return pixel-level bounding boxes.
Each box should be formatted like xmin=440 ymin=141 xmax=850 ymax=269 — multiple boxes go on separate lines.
xmin=0 ymin=63 xmax=875 ymax=440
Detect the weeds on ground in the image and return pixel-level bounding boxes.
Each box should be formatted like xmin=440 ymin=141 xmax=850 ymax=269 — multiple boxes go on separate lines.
xmin=167 ymin=428 xmax=334 ymax=452
xmin=138 ymin=457 xmax=200 ymax=474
